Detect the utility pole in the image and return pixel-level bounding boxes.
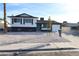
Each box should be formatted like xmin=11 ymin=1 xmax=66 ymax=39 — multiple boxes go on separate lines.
xmin=3 ymin=3 xmax=7 ymax=33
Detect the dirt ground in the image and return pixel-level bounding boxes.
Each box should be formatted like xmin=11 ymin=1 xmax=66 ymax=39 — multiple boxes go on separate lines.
xmin=0 ymin=32 xmax=79 ymax=56
xmin=0 ymin=32 xmax=69 ymax=46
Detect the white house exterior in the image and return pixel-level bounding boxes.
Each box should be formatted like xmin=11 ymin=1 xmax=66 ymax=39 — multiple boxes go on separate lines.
xmin=7 ymin=13 xmax=38 ymax=31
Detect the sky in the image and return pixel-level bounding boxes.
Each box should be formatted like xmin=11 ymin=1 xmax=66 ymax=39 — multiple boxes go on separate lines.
xmin=0 ymin=0 xmax=79 ymax=23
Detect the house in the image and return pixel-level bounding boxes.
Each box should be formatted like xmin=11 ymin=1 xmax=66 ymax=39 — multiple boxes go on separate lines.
xmin=37 ymin=18 xmax=62 ymax=32
xmin=62 ymin=23 xmax=79 ymax=32
xmin=7 ymin=13 xmax=38 ymax=31
xmin=6 ymin=13 xmax=61 ymax=32
xmin=0 ymin=20 xmax=4 ymax=31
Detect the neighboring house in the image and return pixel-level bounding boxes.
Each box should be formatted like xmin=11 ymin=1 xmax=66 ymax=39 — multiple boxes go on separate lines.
xmin=37 ymin=18 xmax=61 ymax=32
xmin=0 ymin=20 xmax=4 ymax=31
xmin=7 ymin=13 xmax=38 ymax=31
xmin=62 ymin=23 xmax=79 ymax=32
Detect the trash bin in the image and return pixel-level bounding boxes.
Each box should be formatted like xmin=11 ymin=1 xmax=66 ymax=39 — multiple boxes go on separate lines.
xmin=58 ymin=29 xmax=62 ymax=37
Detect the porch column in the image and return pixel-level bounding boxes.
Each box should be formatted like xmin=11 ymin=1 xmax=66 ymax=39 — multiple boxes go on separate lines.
xmin=22 ymin=18 xmax=23 ymax=24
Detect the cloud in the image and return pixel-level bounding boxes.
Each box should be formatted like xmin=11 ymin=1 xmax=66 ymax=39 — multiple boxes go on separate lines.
xmin=1 ymin=1 xmax=79 ymax=23
xmin=50 ymin=15 xmax=79 ymax=23
xmin=4 ymin=0 xmax=79 ymax=3
xmin=47 ymin=0 xmax=79 ymax=23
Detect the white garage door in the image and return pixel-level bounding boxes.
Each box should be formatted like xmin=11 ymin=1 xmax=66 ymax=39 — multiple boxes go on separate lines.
xmin=52 ymin=25 xmax=60 ymax=32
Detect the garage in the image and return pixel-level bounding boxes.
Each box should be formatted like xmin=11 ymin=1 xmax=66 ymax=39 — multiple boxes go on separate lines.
xmin=52 ymin=24 xmax=60 ymax=32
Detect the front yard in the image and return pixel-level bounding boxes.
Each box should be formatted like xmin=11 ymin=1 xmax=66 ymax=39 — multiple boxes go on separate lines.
xmin=0 ymin=32 xmax=79 ymax=56
xmin=0 ymin=32 xmax=69 ymax=46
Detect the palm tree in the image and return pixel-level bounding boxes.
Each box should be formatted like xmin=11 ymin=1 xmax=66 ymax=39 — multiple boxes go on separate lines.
xmin=3 ymin=3 xmax=7 ymax=33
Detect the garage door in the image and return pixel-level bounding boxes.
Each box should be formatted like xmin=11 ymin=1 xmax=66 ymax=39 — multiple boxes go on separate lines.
xmin=52 ymin=25 xmax=60 ymax=32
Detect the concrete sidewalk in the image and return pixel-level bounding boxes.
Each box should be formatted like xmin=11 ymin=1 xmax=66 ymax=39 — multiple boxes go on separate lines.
xmin=0 ymin=42 xmax=78 ymax=50
xmin=0 ymin=42 xmax=79 ymax=56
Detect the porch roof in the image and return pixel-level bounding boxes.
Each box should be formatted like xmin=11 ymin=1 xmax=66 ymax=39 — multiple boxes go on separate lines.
xmin=63 ymin=23 xmax=79 ymax=27
xmin=37 ymin=20 xmax=61 ymax=24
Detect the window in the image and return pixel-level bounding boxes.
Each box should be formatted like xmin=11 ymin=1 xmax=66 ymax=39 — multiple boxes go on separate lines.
xmin=12 ymin=18 xmax=22 ymax=24
xmin=41 ymin=24 xmax=48 ymax=28
xmin=23 ymin=19 xmax=33 ymax=24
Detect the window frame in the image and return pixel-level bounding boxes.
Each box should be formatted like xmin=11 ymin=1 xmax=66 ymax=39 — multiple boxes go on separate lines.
xmin=12 ymin=18 xmax=22 ymax=24
xmin=23 ymin=18 xmax=33 ymax=24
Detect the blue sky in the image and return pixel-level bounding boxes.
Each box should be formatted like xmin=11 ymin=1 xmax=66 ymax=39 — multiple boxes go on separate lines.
xmin=0 ymin=3 xmax=65 ymax=22
xmin=0 ymin=3 xmax=79 ymax=23
xmin=0 ymin=3 xmax=64 ymax=16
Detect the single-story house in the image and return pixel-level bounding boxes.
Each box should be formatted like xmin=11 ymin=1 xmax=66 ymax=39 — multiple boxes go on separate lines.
xmin=62 ymin=23 xmax=79 ymax=32
xmin=5 ymin=13 xmax=61 ymax=32
xmin=7 ymin=13 xmax=38 ymax=32
xmin=37 ymin=18 xmax=62 ymax=32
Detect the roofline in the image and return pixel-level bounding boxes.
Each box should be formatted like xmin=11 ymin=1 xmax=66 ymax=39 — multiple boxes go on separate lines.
xmin=7 ymin=16 xmax=38 ymax=18
xmin=7 ymin=13 xmax=38 ymax=18
xmin=37 ymin=20 xmax=61 ymax=24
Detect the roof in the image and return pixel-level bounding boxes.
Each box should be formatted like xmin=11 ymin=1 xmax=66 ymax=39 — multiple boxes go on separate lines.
xmin=62 ymin=23 xmax=79 ymax=27
xmin=37 ymin=20 xmax=61 ymax=24
xmin=8 ymin=13 xmax=38 ymax=18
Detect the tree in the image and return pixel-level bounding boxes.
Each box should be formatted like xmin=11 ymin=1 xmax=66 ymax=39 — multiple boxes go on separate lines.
xmin=48 ymin=16 xmax=52 ymax=31
xmin=77 ymin=22 xmax=79 ymax=24
xmin=63 ymin=21 xmax=67 ymax=24
xmin=47 ymin=16 xmax=52 ymax=36
xmin=63 ymin=21 xmax=67 ymax=26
